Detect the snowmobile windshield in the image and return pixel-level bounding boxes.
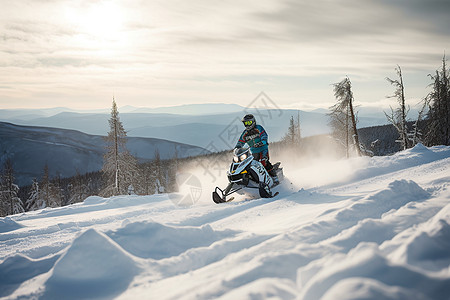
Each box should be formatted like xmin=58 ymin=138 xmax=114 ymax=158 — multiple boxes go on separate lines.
xmin=233 ymin=145 xmax=252 ymax=163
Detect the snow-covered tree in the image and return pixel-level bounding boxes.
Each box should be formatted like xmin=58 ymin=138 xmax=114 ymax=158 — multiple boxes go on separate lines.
xmin=408 ymin=101 xmax=427 ymax=146
xmin=137 ymin=164 xmax=153 ymax=195
xmin=329 ymin=77 xmax=361 ymax=157
xmin=153 ymin=149 xmax=165 ymax=194
xmin=296 ymin=111 xmax=301 ymax=142
xmin=102 ymin=98 xmax=138 ymax=196
xmin=167 ymin=147 xmax=179 ymax=192
xmin=0 ymin=159 xmax=24 ymax=216
xmin=283 ymin=116 xmax=296 ymax=145
xmin=385 ymin=65 xmax=409 ymax=150
xmin=425 ymin=55 xmax=450 ymax=146
xmin=52 ymin=174 xmax=65 ymax=207
xmin=67 ymin=172 xmax=90 ymax=204
xmin=40 ymin=164 xmax=60 ymax=208
xmin=26 ymin=178 xmax=45 ymax=211
xmin=282 ymin=112 xmax=301 ymax=152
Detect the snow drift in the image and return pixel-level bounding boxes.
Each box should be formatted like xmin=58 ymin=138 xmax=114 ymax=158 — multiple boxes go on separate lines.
xmin=1 ymin=144 xmax=450 ymax=299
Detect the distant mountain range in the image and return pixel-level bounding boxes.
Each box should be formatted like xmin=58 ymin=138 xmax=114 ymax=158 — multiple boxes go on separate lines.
xmin=0 ymin=103 xmax=397 ymax=186
xmin=0 ymin=103 xmax=245 ymax=120
xmin=0 ymin=122 xmax=208 ymax=186
xmin=0 ymin=103 xmax=391 ymax=151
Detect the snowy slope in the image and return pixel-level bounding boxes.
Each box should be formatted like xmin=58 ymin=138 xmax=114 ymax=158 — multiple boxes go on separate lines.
xmin=1 ymin=144 xmax=450 ymax=299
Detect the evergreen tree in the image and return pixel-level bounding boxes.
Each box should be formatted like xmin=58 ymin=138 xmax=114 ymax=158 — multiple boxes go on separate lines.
xmin=296 ymin=110 xmax=302 ymax=142
xmin=168 ymin=147 xmax=179 ymax=192
xmin=282 ymin=112 xmax=301 ymax=148
xmin=425 ymin=55 xmax=450 ymax=146
xmin=329 ymin=77 xmax=361 ymax=157
xmin=385 ymin=65 xmax=409 ymax=150
xmin=283 ymin=116 xmax=296 ymax=145
xmin=67 ymin=171 xmax=89 ymax=204
xmin=138 ymin=164 xmax=153 ymax=195
xmin=40 ymin=164 xmax=50 ymax=207
xmin=53 ymin=174 xmax=64 ymax=207
xmin=26 ymin=178 xmax=45 ymax=211
xmin=153 ymin=149 xmax=165 ymax=194
xmin=39 ymin=164 xmax=59 ymax=208
xmin=409 ymin=101 xmax=427 ymax=146
xmin=0 ymin=159 xmax=24 ymax=216
xmin=102 ymin=98 xmax=138 ymax=196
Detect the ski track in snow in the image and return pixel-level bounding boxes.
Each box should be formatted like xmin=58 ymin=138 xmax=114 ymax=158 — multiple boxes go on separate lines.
xmin=1 ymin=144 xmax=450 ymax=299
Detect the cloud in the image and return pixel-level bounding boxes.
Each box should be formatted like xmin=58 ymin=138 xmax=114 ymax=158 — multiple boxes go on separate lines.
xmin=0 ymin=0 xmax=449 ymax=109
xmin=382 ymin=0 xmax=450 ymax=35
xmin=251 ymin=0 xmax=450 ymax=42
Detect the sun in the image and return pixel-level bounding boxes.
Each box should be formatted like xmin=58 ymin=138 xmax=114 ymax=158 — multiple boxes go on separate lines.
xmin=66 ymin=1 xmax=125 ymax=41
xmin=84 ymin=2 xmax=124 ymax=40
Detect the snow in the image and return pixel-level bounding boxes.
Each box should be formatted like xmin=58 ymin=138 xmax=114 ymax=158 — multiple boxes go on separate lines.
xmin=1 ymin=144 xmax=450 ymax=299
xmin=0 ymin=218 xmax=23 ymax=233
xmin=44 ymin=229 xmax=140 ymax=299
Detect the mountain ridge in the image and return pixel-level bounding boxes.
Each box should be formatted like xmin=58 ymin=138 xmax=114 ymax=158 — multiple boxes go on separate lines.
xmin=0 ymin=122 xmax=208 ymax=186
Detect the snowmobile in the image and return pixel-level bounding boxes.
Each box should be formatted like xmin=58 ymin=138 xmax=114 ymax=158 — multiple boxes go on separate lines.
xmin=212 ymin=144 xmax=283 ymax=203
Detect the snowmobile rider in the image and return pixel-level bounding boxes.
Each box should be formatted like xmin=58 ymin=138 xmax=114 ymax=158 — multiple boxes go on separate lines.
xmin=235 ymin=114 xmax=278 ymax=183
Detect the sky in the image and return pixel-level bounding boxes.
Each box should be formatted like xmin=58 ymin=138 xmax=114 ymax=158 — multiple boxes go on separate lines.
xmin=1 ymin=0 xmax=449 ymax=110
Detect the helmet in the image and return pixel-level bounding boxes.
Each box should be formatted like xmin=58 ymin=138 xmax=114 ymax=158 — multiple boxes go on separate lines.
xmin=242 ymin=114 xmax=256 ymax=130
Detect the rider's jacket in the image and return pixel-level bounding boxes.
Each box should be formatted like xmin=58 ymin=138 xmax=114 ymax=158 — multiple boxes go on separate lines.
xmin=235 ymin=124 xmax=269 ymax=154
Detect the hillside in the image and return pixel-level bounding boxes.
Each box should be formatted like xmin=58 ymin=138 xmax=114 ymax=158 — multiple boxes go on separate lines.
xmin=0 ymin=122 xmax=208 ymax=186
xmin=1 ymin=144 xmax=449 ymax=299
xmin=0 ymin=105 xmax=390 ymax=150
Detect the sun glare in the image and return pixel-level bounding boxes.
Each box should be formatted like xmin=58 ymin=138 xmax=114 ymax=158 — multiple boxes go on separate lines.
xmin=85 ymin=2 xmax=123 ymax=39
xmin=66 ymin=1 xmax=126 ymax=42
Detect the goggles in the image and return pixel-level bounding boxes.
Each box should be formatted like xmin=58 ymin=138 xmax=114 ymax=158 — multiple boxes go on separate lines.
xmin=243 ymin=120 xmax=253 ymax=126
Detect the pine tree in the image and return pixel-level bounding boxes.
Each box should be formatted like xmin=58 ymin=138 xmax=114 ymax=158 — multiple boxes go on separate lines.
xmin=153 ymin=149 xmax=165 ymax=194
xmin=168 ymin=146 xmax=179 ymax=192
xmin=0 ymin=159 xmax=24 ymax=216
xmin=52 ymin=174 xmax=64 ymax=207
xmin=329 ymin=77 xmax=361 ymax=157
xmin=67 ymin=171 xmax=89 ymax=204
xmin=102 ymin=98 xmax=138 ymax=196
xmin=283 ymin=116 xmax=296 ymax=145
xmin=385 ymin=65 xmax=409 ymax=150
xmin=296 ymin=110 xmax=302 ymax=143
xmin=26 ymin=178 xmax=45 ymax=211
xmin=408 ymin=101 xmax=427 ymax=146
xmin=39 ymin=164 xmax=59 ymax=208
xmin=138 ymin=164 xmax=153 ymax=195
xmin=282 ymin=112 xmax=301 ymax=149
xmin=425 ymin=55 xmax=450 ymax=146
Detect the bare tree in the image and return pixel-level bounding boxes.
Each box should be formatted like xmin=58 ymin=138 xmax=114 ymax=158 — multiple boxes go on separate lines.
xmin=329 ymin=77 xmax=361 ymax=157
xmin=102 ymin=97 xmax=138 ymax=196
xmin=385 ymin=65 xmax=409 ymax=150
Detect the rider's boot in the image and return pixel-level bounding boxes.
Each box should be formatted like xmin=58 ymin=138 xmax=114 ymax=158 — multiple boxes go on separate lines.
xmin=272 ymin=175 xmax=279 ymax=185
xmin=268 ymin=169 xmax=279 ymax=185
